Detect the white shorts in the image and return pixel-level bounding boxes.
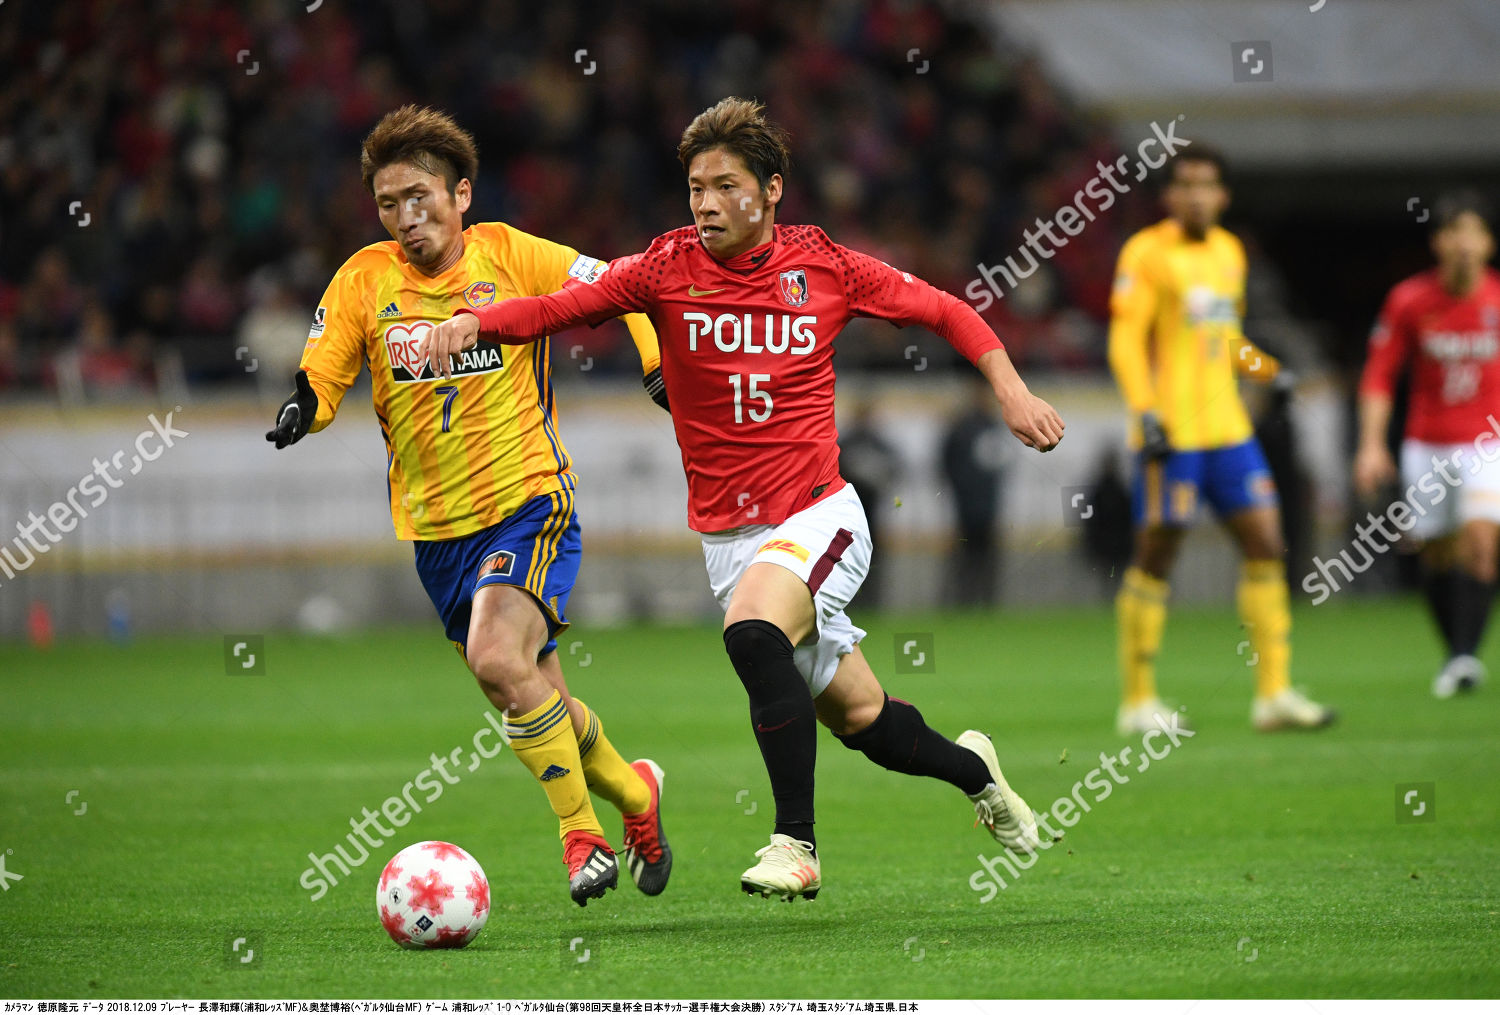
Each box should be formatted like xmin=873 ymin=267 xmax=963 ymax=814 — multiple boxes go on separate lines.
xmin=701 ymin=484 xmax=871 ymax=696
xmin=1399 ymin=438 xmax=1500 ymax=540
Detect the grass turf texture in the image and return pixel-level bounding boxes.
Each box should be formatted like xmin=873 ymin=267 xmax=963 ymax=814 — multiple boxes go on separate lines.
xmin=1 ymin=601 xmax=1496 ymax=998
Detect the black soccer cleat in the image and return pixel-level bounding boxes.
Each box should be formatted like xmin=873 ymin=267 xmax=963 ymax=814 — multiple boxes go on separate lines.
xmin=564 ymin=831 xmax=618 ymax=907
xmin=621 ymin=759 xmax=673 ymax=896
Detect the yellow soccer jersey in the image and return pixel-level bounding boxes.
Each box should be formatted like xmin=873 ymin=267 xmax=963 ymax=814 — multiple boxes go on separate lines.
xmin=1108 ymin=219 xmax=1279 ymax=451
xmin=299 ymin=221 xmax=661 ymax=541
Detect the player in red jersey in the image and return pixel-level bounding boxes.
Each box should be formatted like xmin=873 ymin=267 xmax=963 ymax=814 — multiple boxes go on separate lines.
xmin=419 ymin=97 xmax=1063 ymax=900
xmin=1355 ymin=192 xmax=1500 ymax=697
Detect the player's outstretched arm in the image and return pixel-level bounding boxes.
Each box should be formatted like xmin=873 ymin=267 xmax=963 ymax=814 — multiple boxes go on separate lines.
xmin=418 ymin=282 xmax=633 ymax=380
xmin=265 ymin=369 xmax=319 ymax=449
xmin=831 ymin=241 xmax=1063 ymax=450
xmin=419 ymin=312 xmax=483 ymax=380
xmin=976 ymin=347 xmax=1065 ymax=453
xmin=843 ymin=247 xmax=1064 ymax=452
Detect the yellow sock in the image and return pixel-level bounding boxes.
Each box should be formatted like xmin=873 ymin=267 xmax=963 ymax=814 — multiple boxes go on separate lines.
xmin=1239 ymin=559 xmax=1291 ymax=699
xmin=504 ymin=690 xmax=602 ymax=840
xmin=1117 ymin=566 xmax=1169 ymax=706
xmin=573 ymin=699 xmax=651 ymax=815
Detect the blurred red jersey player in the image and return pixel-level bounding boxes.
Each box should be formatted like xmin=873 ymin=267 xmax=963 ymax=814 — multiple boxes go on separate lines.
xmin=421 ymin=97 xmax=1064 ymax=902
xmin=1356 ymin=191 xmax=1500 ymax=698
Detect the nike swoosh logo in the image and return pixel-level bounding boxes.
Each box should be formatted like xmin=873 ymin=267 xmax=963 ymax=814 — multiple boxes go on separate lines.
xmin=687 ymin=285 xmax=726 ymax=297
xmin=754 ymin=717 xmax=798 ymax=733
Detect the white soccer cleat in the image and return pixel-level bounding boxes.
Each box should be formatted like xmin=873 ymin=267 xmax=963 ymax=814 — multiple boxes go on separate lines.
xmin=1252 ymin=688 xmax=1336 ymax=732
xmin=956 ymin=729 xmax=1041 ymax=854
xmin=740 ymin=834 xmax=820 ymax=901
xmin=1116 ymin=698 xmax=1191 ymax=738
xmin=1432 ymin=654 xmax=1486 ymax=699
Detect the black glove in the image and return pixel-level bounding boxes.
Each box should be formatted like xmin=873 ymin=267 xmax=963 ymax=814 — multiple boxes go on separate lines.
xmin=643 ymin=365 xmax=670 ymax=413
xmin=1139 ymin=411 xmax=1171 ymax=461
xmin=265 ymin=370 xmax=319 ymax=449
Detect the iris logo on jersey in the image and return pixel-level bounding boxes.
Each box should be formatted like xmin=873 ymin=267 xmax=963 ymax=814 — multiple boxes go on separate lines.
xmin=682 ymin=312 xmax=817 ymax=355
xmin=757 ymin=538 xmax=810 ymax=562
xmin=477 ymin=549 xmax=516 ymax=581
xmin=385 ymin=322 xmax=505 ymax=382
xmin=464 ymin=281 xmax=497 ymax=308
xmin=780 ymin=268 xmax=809 ymax=308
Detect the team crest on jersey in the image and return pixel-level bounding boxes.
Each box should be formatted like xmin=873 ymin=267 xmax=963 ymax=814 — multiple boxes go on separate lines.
xmin=477 ymin=549 xmax=516 ymax=581
xmin=780 ymin=268 xmax=809 ymax=308
xmin=385 ymin=322 xmax=505 ymax=383
xmin=463 ymin=280 xmax=497 ymax=308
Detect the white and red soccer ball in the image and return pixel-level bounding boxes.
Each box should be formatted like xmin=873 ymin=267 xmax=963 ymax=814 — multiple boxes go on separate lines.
xmin=377 ymin=841 xmax=489 ymax=949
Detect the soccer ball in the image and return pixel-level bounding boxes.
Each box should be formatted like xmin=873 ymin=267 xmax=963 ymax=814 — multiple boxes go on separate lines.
xmin=376 ymin=840 xmax=490 ymax=949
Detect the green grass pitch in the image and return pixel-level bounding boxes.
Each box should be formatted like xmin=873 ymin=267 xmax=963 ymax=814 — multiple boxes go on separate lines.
xmin=1 ymin=601 xmax=1496 ymax=998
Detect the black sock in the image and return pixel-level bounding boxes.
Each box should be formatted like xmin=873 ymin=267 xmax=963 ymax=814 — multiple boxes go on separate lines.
xmin=1450 ymin=573 xmax=1497 ymax=658
xmin=723 ymin=619 xmax=817 ymax=848
xmin=1422 ymin=567 xmax=1458 ymax=655
xmin=834 ymin=694 xmax=991 ymax=796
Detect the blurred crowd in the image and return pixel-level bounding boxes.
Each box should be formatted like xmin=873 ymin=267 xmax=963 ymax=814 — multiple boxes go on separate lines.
xmin=0 ymin=0 xmax=1162 ymax=398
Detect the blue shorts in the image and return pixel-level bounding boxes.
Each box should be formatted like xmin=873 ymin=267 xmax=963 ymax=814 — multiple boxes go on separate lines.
xmin=413 ymin=487 xmax=580 ymax=659
xmin=1133 ymin=438 xmax=1278 ymax=528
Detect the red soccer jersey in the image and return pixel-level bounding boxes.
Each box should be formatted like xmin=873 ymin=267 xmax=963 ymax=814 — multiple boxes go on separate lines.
xmin=1360 ymin=267 xmax=1500 ymax=443
xmin=462 ymin=223 xmax=1003 ymax=531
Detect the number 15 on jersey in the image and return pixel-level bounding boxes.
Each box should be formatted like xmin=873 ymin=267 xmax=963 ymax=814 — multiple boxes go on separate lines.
xmin=729 ymin=373 xmax=772 ymax=423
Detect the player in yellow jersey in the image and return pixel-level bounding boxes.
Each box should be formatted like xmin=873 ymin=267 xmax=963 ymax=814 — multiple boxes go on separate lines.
xmin=264 ymin=105 xmax=672 ymax=906
xmin=1108 ymin=148 xmax=1335 ymax=734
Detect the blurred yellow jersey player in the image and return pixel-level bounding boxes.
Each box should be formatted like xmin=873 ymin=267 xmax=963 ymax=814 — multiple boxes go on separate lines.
xmin=266 ymin=105 xmax=673 ymax=908
xmin=1110 ymin=217 xmax=1271 ymax=452
xmin=1107 ymin=148 xmax=1335 ymax=736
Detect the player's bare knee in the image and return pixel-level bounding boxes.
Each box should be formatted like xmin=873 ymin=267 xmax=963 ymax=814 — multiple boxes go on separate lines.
xmin=466 ymin=640 xmax=534 ymax=705
xmin=822 ymin=698 xmax=881 ymax=738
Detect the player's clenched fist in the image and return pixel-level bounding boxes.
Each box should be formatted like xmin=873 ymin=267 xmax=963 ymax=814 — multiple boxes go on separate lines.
xmin=418 ymin=313 xmax=481 ymax=379
xmin=1001 ymin=391 xmax=1065 ymax=452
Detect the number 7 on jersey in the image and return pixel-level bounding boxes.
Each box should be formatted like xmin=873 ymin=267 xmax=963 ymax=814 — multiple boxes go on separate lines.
xmin=436 ymin=384 xmax=459 ymax=433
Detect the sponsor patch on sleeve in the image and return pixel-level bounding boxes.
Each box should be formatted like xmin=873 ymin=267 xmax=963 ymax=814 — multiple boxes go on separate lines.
xmin=567 ymin=255 xmax=609 ymax=284
xmin=309 ymin=306 xmax=326 ymax=336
